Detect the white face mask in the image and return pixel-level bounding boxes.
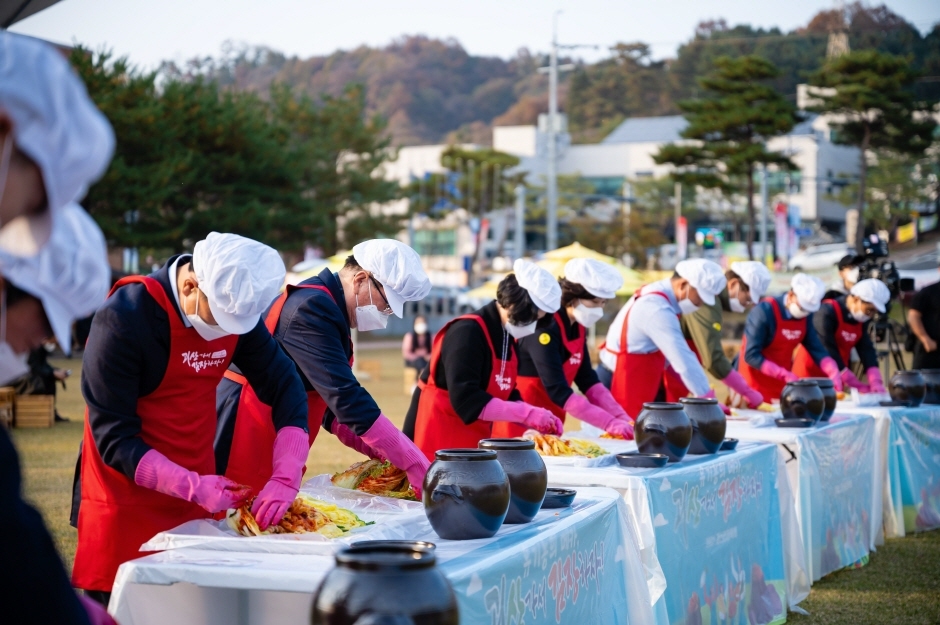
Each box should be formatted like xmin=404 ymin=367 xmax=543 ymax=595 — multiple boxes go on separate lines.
xmin=729 ymin=297 xmax=746 ymax=314
xmin=844 ymin=267 xmax=860 ymax=285
xmin=787 ymin=302 xmax=810 ymax=319
xmin=571 ymin=302 xmax=604 ymax=327
xmin=505 ymin=320 xmax=537 ymax=339
xmin=413 ymin=323 xmax=428 ymax=334
xmin=187 ymin=290 xmax=231 ymax=342
xmin=355 ymin=280 xmax=389 ymax=332
xmin=678 ymin=293 xmax=700 ymax=315
xmin=0 ymin=288 xmax=29 ymax=385
xmin=851 ymin=307 xmax=872 ymax=323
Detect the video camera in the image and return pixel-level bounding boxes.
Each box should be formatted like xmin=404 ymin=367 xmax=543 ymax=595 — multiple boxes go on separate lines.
xmin=856 ymin=234 xmax=915 ymax=348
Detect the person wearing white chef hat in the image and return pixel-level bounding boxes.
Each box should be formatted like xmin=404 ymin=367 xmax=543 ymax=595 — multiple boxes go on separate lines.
xmin=737 ymin=273 xmax=844 ymax=403
xmin=668 ymin=261 xmax=773 ymax=409
xmin=409 ymin=259 xmax=565 ymax=458
xmin=599 ymin=258 xmax=727 ymax=419
xmin=793 ymin=278 xmax=890 ymax=393
xmin=73 ymin=232 xmax=309 ymax=604
xmin=0 ymin=32 xmax=114 ymax=258
xmin=495 ymin=258 xmax=634 ymax=439
xmin=217 ymin=238 xmax=435 ymax=504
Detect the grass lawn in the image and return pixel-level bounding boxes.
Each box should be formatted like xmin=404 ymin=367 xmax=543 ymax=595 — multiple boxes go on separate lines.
xmin=8 ymin=348 xmax=940 ymax=624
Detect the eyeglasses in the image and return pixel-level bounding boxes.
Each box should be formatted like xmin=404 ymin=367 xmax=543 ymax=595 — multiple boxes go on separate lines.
xmin=368 ymin=275 xmax=393 ymax=315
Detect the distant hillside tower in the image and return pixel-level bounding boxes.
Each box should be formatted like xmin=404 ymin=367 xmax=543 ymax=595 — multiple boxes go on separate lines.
xmin=827 ymin=0 xmax=850 ymax=58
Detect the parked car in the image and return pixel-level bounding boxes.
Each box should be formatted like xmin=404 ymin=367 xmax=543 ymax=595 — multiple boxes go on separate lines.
xmin=787 ymin=243 xmax=854 ymax=272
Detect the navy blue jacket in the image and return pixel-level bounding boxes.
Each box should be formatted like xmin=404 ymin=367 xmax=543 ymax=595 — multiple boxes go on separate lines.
xmin=216 ymin=269 xmax=381 ymax=474
xmin=814 ymin=296 xmax=878 ymax=370
xmin=742 ymin=294 xmax=829 ymax=370
xmin=516 ymin=311 xmax=598 ymax=407
xmin=73 ymin=255 xmax=307 ymax=522
xmin=2 ymin=427 xmax=92 ymax=624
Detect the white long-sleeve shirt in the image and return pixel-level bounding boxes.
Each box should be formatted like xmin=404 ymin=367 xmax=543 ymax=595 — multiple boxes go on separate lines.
xmin=600 ymin=279 xmax=711 ymax=396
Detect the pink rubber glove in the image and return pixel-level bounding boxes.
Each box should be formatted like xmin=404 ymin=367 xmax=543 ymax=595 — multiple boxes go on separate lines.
xmin=564 ymin=393 xmax=620 ymax=432
xmin=79 ymin=594 xmax=117 ymax=625
xmin=134 ymin=449 xmax=252 ymax=513
xmin=479 ymin=397 xmax=565 ymax=436
xmin=866 ymin=367 xmax=886 ymax=394
xmin=251 ymin=426 xmax=309 ymax=530
xmin=584 ymin=382 xmax=629 ymax=421
xmin=605 ymin=419 xmax=635 ymax=439
xmin=759 ymin=359 xmax=798 ymax=383
xmin=840 ymin=368 xmax=868 ymax=391
xmin=702 ymin=389 xmax=732 ymax=415
xmin=360 ymin=414 xmax=431 ymax=499
xmin=332 ymin=422 xmax=385 ymax=461
xmin=722 ymin=370 xmax=764 ymax=408
xmin=819 ymin=357 xmax=845 ymax=392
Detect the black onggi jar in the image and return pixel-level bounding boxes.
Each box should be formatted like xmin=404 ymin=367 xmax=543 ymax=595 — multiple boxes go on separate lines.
xmin=889 ymin=370 xmax=926 ymax=407
xmin=805 ymin=377 xmax=837 ymax=421
xmin=680 ymin=397 xmax=727 ymax=454
xmin=635 ymin=402 xmax=693 ymax=462
xmin=920 ymin=369 xmax=940 ymax=405
xmin=311 ymin=541 xmax=458 ymax=625
xmin=478 ymin=439 xmax=547 ymax=524
xmin=780 ymin=380 xmax=825 ymax=423
xmin=423 ymin=449 xmax=510 ymax=540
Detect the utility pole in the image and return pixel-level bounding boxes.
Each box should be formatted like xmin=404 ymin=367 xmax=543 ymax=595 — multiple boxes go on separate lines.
xmin=515 ymin=185 xmax=526 ymax=259
xmin=759 ymin=164 xmax=769 ymax=264
xmin=538 ymin=12 xmax=583 ymax=252
xmin=621 ymin=180 xmax=632 ymax=266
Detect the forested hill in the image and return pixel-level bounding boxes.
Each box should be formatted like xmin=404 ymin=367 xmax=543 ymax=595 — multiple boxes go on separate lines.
xmin=164 ymin=3 xmax=939 ymax=146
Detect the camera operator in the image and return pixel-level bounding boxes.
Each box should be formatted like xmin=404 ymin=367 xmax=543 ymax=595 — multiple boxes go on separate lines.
xmin=824 ymin=255 xmax=864 ymax=300
xmin=908 ymin=270 xmax=940 ymax=369
xmin=794 ymin=279 xmax=889 ymax=393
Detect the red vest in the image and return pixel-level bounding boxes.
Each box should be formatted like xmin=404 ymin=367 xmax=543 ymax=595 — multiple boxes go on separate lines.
xmin=223 ymin=284 xmax=352 ymax=494
xmin=414 ymin=314 xmax=517 ymax=461
xmin=793 ymin=299 xmax=859 ymax=378
xmin=739 ymin=298 xmax=807 ymax=402
xmin=493 ymin=311 xmax=586 ymax=438
xmin=663 ymin=338 xmax=702 ymax=402
xmin=605 ymin=290 xmax=670 ymax=419
xmin=73 ymin=276 xmax=238 ymax=592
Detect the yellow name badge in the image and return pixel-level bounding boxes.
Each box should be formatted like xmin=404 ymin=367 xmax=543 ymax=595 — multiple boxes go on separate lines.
xmin=712 ymin=322 xmax=722 ymax=332
xmin=539 ymin=333 xmax=551 ymax=345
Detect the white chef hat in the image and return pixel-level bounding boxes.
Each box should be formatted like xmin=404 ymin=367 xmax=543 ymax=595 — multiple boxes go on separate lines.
xmin=790 ymin=273 xmax=825 ymax=313
xmin=0 ymin=33 xmax=115 ymax=257
xmin=192 ymin=232 xmax=286 ymax=334
xmin=563 ymin=258 xmax=623 ymax=299
xmin=352 ymin=239 xmax=431 ymax=317
xmin=675 ymin=259 xmax=727 ymax=306
xmin=513 ymin=259 xmax=561 ymax=313
xmin=0 ymin=203 xmax=110 ymax=354
xmin=730 ymin=261 xmax=772 ymax=304
xmin=850 ymin=279 xmax=890 ymax=313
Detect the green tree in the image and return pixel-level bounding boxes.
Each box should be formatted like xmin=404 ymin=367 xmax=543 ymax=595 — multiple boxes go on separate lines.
xmin=654 ymin=55 xmax=799 ymax=259
xmin=809 ymin=50 xmax=936 ymax=249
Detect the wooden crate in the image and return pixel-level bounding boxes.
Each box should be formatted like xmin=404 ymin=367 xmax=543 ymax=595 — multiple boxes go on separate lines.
xmin=14 ymin=395 xmax=55 ymax=428
xmin=0 ymin=386 xmax=13 ymax=430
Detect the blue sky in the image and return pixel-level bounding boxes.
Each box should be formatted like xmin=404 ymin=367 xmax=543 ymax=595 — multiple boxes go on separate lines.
xmin=11 ymin=0 xmax=940 ymax=70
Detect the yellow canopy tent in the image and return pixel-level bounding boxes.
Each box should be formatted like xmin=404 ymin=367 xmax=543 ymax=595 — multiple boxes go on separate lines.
xmin=286 ymin=252 xmax=348 ymax=286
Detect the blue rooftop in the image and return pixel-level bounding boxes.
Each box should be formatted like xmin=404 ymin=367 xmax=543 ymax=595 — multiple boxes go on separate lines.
xmin=601 ymin=115 xmax=687 ymax=144
xmin=602 ymin=113 xmax=820 ymax=144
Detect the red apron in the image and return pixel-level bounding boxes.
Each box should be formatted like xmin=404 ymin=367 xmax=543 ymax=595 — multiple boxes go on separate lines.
xmin=605 ymin=290 xmax=671 ymax=420
xmin=73 ymin=276 xmax=237 ymax=592
xmin=663 ymin=338 xmax=702 ymax=402
xmin=224 ymin=284 xmax=353 ymax=494
xmin=494 ymin=311 xmax=585 ymax=438
xmin=792 ymin=299 xmax=859 ymax=378
xmin=739 ymin=298 xmax=807 ymax=403
xmin=414 ymin=315 xmax=517 ymax=461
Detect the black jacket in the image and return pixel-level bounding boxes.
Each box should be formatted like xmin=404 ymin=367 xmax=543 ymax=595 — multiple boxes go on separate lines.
xmin=516 ymin=312 xmax=599 ymax=407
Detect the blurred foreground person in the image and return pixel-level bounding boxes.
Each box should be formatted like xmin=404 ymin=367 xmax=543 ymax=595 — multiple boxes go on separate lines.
xmin=599 ymin=259 xmax=727 ymax=419
xmin=503 ymin=258 xmax=633 ymax=438
xmin=72 ymin=233 xmax=308 ymax=603
xmin=908 ymin=266 xmax=940 ymax=370
xmin=217 ymin=239 xmax=433 ymax=498
xmin=0 ymin=204 xmax=113 ymax=624
xmin=0 ymin=33 xmax=113 ymax=259
xmin=408 ymin=260 xmax=564 ymax=458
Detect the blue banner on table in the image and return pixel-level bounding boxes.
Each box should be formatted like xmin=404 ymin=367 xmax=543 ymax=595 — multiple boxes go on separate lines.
xmin=441 ymin=498 xmax=629 ymax=624
xmin=894 ymin=409 xmax=940 ymax=532
xmin=646 ymin=444 xmax=787 ymax=625
xmin=799 ymin=417 xmax=875 ymax=579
